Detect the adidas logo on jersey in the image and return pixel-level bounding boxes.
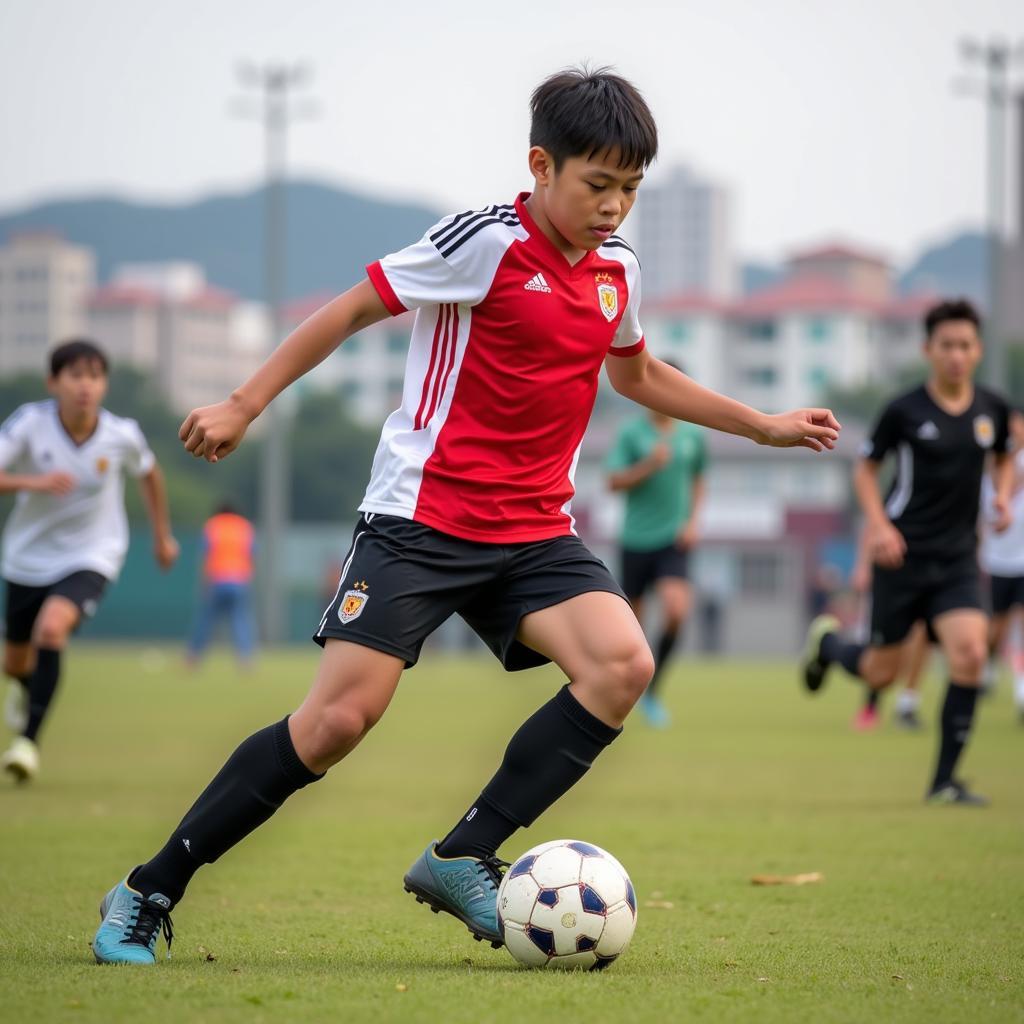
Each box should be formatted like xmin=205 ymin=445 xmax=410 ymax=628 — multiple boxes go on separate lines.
xmin=524 ymin=272 xmax=552 ymax=293
xmin=917 ymin=421 xmax=940 ymax=440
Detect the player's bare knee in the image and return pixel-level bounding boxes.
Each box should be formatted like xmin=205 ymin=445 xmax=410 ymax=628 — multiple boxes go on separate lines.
xmin=316 ymin=700 xmax=377 ymax=754
xmin=608 ymin=643 xmax=655 ymax=709
xmin=33 ymin=618 xmax=70 ymax=650
xmin=949 ymin=642 xmax=987 ymax=682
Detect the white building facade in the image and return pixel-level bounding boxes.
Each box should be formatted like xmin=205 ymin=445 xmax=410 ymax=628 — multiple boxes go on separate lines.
xmin=0 ymin=232 xmax=96 ymax=375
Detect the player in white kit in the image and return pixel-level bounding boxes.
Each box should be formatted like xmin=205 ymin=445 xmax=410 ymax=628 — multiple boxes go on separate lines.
xmin=0 ymin=340 xmax=178 ymax=782
xmin=980 ymin=408 xmax=1024 ymax=720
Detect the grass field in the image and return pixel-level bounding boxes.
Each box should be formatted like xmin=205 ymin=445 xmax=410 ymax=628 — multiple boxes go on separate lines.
xmin=1 ymin=646 xmax=1022 ymax=1024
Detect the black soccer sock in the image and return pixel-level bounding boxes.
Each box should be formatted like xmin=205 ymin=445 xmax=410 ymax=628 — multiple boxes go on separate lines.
xmin=819 ymin=633 xmax=866 ymax=679
xmin=132 ymin=717 xmax=323 ymax=905
xmin=931 ymin=682 xmax=979 ymax=790
xmin=865 ymin=687 xmax=880 ymax=711
xmin=22 ymin=648 xmax=61 ymax=743
xmin=646 ymin=627 xmax=681 ymax=697
xmin=435 ymin=685 xmax=621 ymax=861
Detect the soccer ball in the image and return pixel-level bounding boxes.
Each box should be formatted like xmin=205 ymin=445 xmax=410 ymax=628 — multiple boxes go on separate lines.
xmin=497 ymin=839 xmax=637 ymax=970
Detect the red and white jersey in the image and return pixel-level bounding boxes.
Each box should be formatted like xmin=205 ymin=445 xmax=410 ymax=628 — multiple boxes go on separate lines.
xmin=363 ymin=192 xmax=644 ymax=543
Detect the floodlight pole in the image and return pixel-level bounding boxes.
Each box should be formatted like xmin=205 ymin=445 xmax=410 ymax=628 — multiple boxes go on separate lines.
xmin=958 ymin=39 xmax=1021 ymax=388
xmin=235 ymin=64 xmax=310 ymax=644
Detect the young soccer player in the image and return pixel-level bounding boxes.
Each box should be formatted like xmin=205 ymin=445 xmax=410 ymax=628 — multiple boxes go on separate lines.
xmin=93 ymin=67 xmax=839 ymax=964
xmin=979 ymin=408 xmax=1024 ymax=719
xmin=0 ymin=340 xmax=178 ymax=782
xmin=801 ymin=299 xmax=1012 ymax=804
xmin=607 ymin=365 xmax=707 ymax=727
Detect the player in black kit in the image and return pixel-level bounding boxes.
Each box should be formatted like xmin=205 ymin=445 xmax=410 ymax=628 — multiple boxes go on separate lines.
xmin=801 ymin=299 xmax=1013 ymax=804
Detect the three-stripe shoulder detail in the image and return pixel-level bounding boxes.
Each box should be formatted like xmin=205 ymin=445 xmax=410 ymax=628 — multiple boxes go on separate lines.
xmin=600 ymin=236 xmax=641 ymax=268
xmin=430 ymin=204 xmax=520 ymax=260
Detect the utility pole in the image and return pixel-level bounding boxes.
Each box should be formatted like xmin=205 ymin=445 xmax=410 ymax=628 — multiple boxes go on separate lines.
xmin=956 ymin=38 xmax=1023 ymax=388
xmin=232 ymin=64 xmax=314 ymax=644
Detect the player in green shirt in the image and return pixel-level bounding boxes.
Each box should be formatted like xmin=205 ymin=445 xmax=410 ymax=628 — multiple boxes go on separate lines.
xmin=607 ymin=370 xmax=707 ymax=726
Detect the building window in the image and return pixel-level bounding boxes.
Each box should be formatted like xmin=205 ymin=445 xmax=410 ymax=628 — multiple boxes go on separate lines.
xmin=668 ymin=319 xmax=690 ymax=342
xmin=744 ymin=320 xmax=776 ymax=342
xmin=741 ymin=367 xmax=777 ymax=386
xmin=739 ymin=551 xmax=782 ymax=595
xmin=806 ymin=366 xmax=829 ymax=391
xmin=806 ymin=317 xmax=831 ymax=342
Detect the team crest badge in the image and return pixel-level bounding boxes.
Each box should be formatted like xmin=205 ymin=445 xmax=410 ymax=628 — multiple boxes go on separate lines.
xmin=338 ymin=580 xmax=370 ymax=624
xmin=973 ymin=414 xmax=995 ymax=449
xmin=597 ymin=283 xmax=618 ymax=322
xmin=95 ymin=457 xmax=109 ymax=474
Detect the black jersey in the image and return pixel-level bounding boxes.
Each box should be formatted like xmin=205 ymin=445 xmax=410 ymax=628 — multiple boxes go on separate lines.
xmin=863 ymin=384 xmax=1009 ymax=558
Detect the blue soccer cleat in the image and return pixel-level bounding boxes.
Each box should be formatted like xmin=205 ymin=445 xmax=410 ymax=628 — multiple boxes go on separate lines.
xmin=92 ymin=872 xmax=174 ymax=964
xmin=403 ymin=842 xmax=507 ymax=948
xmin=638 ymin=690 xmax=671 ymax=728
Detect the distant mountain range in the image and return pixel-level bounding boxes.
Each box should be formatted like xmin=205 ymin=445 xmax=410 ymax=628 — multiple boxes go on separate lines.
xmin=0 ymin=180 xmax=440 ymax=302
xmin=0 ymin=180 xmax=988 ymax=305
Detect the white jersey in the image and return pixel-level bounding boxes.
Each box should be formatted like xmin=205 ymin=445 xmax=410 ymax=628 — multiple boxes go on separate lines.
xmin=0 ymin=400 xmax=155 ymax=585
xmin=979 ymin=450 xmax=1024 ymax=577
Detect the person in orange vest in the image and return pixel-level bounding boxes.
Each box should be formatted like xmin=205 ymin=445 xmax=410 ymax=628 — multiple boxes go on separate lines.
xmin=185 ymin=502 xmax=256 ymax=669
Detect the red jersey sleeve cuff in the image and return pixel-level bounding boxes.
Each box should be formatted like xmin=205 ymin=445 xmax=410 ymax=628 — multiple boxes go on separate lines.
xmin=607 ymin=336 xmax=646 ymax=358
xmin=366 ymin=261 xmax=407 ymax=316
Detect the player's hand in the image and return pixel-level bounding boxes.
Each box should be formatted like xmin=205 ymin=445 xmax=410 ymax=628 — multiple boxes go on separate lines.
xmin=648 ymin=442 xmax=671 ymax=468
xmin=755 ymin=409 xmax=841 ymax=452
xmin=850 ymin=559 xmax=872 ymax=594
xmin=33 ymin=471 xmax=76 ymax=496
xmin=866 ymin=519 xmax=906 ymax=569
xmin=179 ymin=396 xmax=253 ymax=463
xmin=677 ymin=520 xmax=698 ymax=550
xmin=992 ymin=495 xmax=1013 ymax=533
xmin=154 ymin=534 xmax=180 ymax=571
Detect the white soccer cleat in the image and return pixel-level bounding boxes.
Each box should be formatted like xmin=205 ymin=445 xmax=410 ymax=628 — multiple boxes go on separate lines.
xmin=4 ymin=680 xmax=29 ymax=734
xmin=1 ymin=736 xmax=39 ymax=783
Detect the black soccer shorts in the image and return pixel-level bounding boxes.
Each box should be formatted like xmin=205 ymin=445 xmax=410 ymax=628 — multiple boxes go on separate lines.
xmin=989 ymin=573 xmax=1024 ymax=616
xmin=314 ymin=513 xmax=627 ymax=670
xmin=620 ymin=543 xmax=690 ymax=601
xmin=3 ymin=570 xmax=109 ymax=644
xmin=869 ymin=553 xmax=983 ymax=648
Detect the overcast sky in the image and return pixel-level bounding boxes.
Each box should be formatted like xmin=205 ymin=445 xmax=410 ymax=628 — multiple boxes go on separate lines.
xmin=1 ymin=0 xmax=1022 ymax=262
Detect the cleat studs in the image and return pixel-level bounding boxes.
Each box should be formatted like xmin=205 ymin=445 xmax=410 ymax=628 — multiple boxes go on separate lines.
xmin=490 ymin=941 xmax=502 ymax=949
xmin=431 ymin=907 xmax=439 ymax=914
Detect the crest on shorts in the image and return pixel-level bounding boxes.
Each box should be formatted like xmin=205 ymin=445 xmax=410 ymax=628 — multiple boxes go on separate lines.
xmin=95 ymin=457 xmax=109 ymax=474
xmin=973 ymin=414 xmax=995 ymax=449
xmin=597 ymin=282 xmax=618 ymax=322
xmin=338 ymin=580 xmax=369 ymax=624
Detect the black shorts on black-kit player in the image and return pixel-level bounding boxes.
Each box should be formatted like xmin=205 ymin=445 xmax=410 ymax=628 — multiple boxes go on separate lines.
xmin=315 ymin=513 xmax=627 ymax=669
xmin=620 ymin=543 xmax=689 ymax=600
xmin=989 ymin=574 xmax=1024 ymax=616
xmin=3 ymin=570 xmax=108 ymax=644
xmin=869 ymin=553 xmax=982 ymax=647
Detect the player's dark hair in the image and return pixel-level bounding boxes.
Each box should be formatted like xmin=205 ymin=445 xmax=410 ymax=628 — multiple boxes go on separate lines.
xmin=49 ymin=338 xmax=109 ymax=377
xmin=216 ymin=500 xmax=239 ymax=516
xmin=924 ymin=299 xmax=982 ymax=339
xmin=530 ymin=66 xmax=658 ymax=172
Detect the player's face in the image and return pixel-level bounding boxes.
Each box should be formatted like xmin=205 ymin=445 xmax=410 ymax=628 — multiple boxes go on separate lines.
xmin=535 ymin=148 xmax=644 ymax=252
xmin=48 ymin=359 xmax=108 ymax=418
xmin=924 ymin=319 xmax=982 ymax=386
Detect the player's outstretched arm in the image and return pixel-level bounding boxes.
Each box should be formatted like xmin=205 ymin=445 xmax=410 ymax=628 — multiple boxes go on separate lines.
xmin=179 ymin=279 xmax=391 ymax=462
xmin=0 ymin=471 xmax=75 ymax=496
xmin=606 ymin=350 xmax=840 ymax=452
xmin=990 ymin=452 xmax=1014 ymax=533
xmin=137 ymin=463 xmax=179 ymax=571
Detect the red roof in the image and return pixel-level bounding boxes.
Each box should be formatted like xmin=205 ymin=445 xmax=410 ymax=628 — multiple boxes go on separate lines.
xmin=88 ymin=284 xmax=162 ymax=309
xmin=788 ymin=241 xmax=889 ymax=267
xmin=647 ymin=292 xmax=730 ymax=315
xmin=88 ymin=284 xmax=236 ymax=312
xmin=732 ymin=275 xmax=884 ymax=317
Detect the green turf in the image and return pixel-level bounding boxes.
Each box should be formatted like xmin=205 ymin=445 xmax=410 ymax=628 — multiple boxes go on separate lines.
xmin=1 ymin=647 xmax=1022 ymax=1024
